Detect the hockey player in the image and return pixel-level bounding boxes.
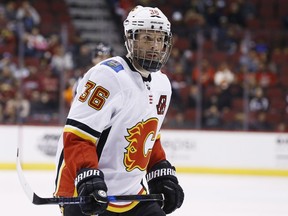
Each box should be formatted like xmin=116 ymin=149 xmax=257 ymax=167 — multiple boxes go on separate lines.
xmin=72 ymin=42 xmax=113 ymax=97
xmin=54 ymin=5 xmax=184 ymax=216
xmin=91 ymin=42 xmax=113 ymax=65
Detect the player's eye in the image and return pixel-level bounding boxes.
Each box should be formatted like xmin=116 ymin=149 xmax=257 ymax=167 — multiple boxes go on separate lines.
xmin=143 ymin=35 xmax=152 ymax=41
xmin=157 ymin=37 xmax=164 ymax=42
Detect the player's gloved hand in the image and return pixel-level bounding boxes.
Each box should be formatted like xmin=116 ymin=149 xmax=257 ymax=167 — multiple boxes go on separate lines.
xmin=75 ymin=168 xmax=108 ymax=215
xmin=146 ymin=160 xmax=184 ymax=214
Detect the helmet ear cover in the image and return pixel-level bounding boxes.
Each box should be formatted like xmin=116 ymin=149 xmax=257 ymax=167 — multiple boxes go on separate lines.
xmin=127 ymin=30 xmax=134 ymax=39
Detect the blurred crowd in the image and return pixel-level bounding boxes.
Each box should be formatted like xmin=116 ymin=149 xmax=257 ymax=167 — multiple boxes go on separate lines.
xmin=0 ymin=0 xmax=287 ymax=132
xmin=115 ymin=0 xmax=288 ymax=132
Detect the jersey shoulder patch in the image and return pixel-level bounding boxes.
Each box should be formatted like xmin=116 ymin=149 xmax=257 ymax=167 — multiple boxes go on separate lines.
xmin=101 ymin=60 xmax=124 ymax=73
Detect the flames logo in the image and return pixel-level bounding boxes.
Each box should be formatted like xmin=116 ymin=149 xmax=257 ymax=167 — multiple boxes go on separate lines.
xmin=124 ymin=118 xmax=158 ymax=172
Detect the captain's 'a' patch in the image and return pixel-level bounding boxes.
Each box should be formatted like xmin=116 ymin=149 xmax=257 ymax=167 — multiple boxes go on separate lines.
xmin=101 ymin=60 xmax=124 ymax=73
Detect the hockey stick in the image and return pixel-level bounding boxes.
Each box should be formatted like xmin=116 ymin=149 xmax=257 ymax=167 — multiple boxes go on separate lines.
xmin=16 ymin=147 xmax=164 ymax=205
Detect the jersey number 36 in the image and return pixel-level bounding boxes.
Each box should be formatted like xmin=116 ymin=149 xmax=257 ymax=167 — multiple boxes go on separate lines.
xmin=78 ymin=80 xmax=110 ymax=110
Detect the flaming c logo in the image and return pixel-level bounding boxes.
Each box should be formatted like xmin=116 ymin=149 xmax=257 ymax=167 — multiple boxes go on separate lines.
xmin=124 ymin=118 xmax=158 ymax=172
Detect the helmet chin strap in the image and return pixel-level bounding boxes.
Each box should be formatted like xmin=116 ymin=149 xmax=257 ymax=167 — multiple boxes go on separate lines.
xmin=127 ymin=54 xmax=151 ymax=78
xmin=136 ymin=58 xmax=162 ymax=72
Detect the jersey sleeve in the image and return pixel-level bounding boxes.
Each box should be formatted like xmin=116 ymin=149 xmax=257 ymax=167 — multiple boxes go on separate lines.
xmin=54 ymin=62 xmax=124 ymax=197
xmin=147 ymin=134 xmax=167 ymax=171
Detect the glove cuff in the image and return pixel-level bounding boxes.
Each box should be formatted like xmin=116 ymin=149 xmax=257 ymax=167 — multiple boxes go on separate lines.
xmin=75 ymin=168 xmax=104 ymax=189
xmin=146 ymin=160 xmax=178 ymax=184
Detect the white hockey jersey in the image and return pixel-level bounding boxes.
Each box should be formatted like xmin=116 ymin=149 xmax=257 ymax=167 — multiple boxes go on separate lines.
xmin=54 ymin=56 xmax=171 ymax=212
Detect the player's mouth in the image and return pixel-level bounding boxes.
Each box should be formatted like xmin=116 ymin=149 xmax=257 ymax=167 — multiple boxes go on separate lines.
xmin=146 ymin=52 xmax=160 ymax=60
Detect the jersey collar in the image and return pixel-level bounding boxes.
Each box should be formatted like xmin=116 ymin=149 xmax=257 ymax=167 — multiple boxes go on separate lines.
xmin=122 ymin=55 xmax=151 ymax=82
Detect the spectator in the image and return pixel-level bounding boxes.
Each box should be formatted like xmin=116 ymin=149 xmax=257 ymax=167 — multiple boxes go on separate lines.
xmin=203 ymin=104 xmax=222 ymax=129
xmin=223 ymin=111 xmax=245 ymax=130
xmin=50 ymin=44 xmax=73 ymax=75
xmin=91 ymin=42 xmax=114 ymax=65
xmin=255 ymin=63 xmax=277 ymax=88
xmin=4 ymin=92 xmax=30 ymax=123
xmin=275 ymin=122 xmax=288 ymax=132
xmin=63 ymin=79 xmax=75 ymax=109
xmin=203 ymin=5 xmax=221 ymax=28
xmin=73 ymin=43 xmax=92 ymax=70
xmin=166 ymin=112 xmax=193 ymax=129
xmin=29 ymin=90 xmax=58 ymax=122
xmin=0 ymin=64 xmax=18 ymax=87
xmin=4 ymin=1 xmax=17 ymax=21
xmin=71 ymin=42 xmax=114 ymax=99
xmin=214 ymin=61 xmax=235 ymax=90
xmin=239 ymin=49 xmax=260 ymax=72
xmin=170 ymin=62 xmax=187 ymax=110
xmin=39 ymin=66 xmax=59 ymax=106
xmin=0 ymin=52 xmax=17 ymax=76
xmin=23 ymin=27 xmax=48 ymax=57
xmin=191 ymin=58 xmax=215 ymax=87
xmin=236 ymin=65 xmax=258 ymax=91
xmin=46 ymin=34 xmax=61 ymax=56
xmin=21 ymin=66 xmax=42 ymax=98
xmin=187 ymin=84 xmax=199 ymax=108
xmin=249 ymin=87 xmax=269 ymax=112
xmin=249 ymin=112 xmax=273 ymax=131
xmin=0 ymin=10 xmax=15 ymax=46
xmin=240 ymin=0 xmax=257 ymax=21
xmin=226 ymin=1 xmax=245 ymax=27
xmin=16 ymin=1 xmax=40 ymax=32
xmin=217 ymin=86 xmax=234 ymax=111
xmin=0 ymin=82 xmax=16 ymax=122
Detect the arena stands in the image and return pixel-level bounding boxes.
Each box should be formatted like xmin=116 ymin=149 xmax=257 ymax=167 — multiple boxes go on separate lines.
xmin=0 ymin=0 xmax=287 ymax=132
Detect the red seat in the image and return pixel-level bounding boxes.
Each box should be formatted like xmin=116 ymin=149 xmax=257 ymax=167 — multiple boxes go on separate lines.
xmin=231 ymin=98 xmax=245 ymax=112
xmin=173 ymin=37 xmax=190 ymax=50
xmin=184 ymin=108 xmax=197 ymax=121
xmin=259 ymin=6 xmax=275 ymax=18
xmin=276 ymin=0 xmax=288 ymax=17
xmin=210 ymin=51 xmax=228 ymax=65
xmin=266 ymin=112 xmax=283 ymax=125
xmin=25 ymin=57 xmax=40 ymax=68
xmin=271 ymin=50 xmax=287 ymax=65
xmin=266 ymin=87 xmax=283 ymax=99
xmin=269 ymin=98 xmax=286 ymax=111
xmin=279 ymin=73 xmax=288 ymax=87
xmin=245 ymin=18 xmax=261 ymax=29
xmin=221 ymin=110 xmax=237 ymax=124
xmin=264 ymin=19 xmax=282 ymax=30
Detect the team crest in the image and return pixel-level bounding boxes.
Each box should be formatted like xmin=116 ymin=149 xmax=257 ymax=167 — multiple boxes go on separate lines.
xmin=101 ymin=60 xmax=123 ymax=72
xmin=124 ymin=118 xmax=158 ymax=172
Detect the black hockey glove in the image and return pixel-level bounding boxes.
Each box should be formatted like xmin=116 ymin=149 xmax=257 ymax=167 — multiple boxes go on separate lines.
xmin=75 ymin=168 xmax=108 ymax=215
xmin=146 ymin=160 xmax=184 ymax=214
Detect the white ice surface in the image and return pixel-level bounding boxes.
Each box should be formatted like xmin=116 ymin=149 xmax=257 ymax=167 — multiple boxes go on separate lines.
xmin=1 ymin=170 xmax=288 ymax=216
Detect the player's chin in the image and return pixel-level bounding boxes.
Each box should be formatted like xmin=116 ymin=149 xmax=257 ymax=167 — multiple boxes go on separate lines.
xmin=145 ymin=55 xmax=160 ymax=62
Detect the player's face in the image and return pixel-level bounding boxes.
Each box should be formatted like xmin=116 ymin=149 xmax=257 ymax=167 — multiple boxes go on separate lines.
xmin=133 ymin=30 xmax=166 ymax=62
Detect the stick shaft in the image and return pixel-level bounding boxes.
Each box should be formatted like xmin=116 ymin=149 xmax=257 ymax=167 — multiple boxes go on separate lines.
xmin=16 ymin=147 xmax=164 ymax=205
xmin=32 ymin=193 xmax=164 ymax=205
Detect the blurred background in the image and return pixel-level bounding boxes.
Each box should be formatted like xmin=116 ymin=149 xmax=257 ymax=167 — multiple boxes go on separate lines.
xmin=0 ymin=0 xmax=287 ymax=132
xmin=1 ymin=1 xmax=288 ymax=215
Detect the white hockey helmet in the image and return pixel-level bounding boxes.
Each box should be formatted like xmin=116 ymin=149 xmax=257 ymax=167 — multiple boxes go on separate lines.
xmin=123 ymin=5 xmax=173 ymax=72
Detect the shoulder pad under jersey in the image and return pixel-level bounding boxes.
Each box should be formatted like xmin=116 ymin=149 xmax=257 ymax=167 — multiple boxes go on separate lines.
xmin=101 ymin=59 xmax=124 ymax=73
